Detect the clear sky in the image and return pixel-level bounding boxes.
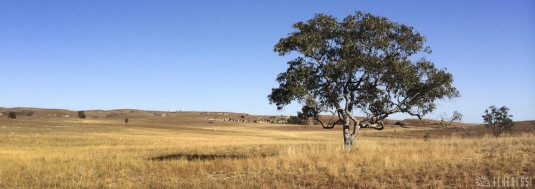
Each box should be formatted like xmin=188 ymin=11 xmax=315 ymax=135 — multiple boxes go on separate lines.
xmin=1 ymin=0 xmax=534 ymax=123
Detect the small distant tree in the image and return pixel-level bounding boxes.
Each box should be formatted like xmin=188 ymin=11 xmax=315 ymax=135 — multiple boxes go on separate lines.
xmin=439 ymin=111 xmax=463 ymax=126
xmin=125 ymin=118 xmax=129 ymax=124
xmin=482 ymin=106 xmax=514 ymax=137
xmin=78 ymin=111 xmax=86 ymax=119
xmin=8 ymin=112 xmax=17 ymax=119
xmin=451 ymin=111 xmax=463 ymax=124
xmin=286 ymin=116 xmax=301 ymax=124
xmin=296 ymin=105 xmax=320 ymax=125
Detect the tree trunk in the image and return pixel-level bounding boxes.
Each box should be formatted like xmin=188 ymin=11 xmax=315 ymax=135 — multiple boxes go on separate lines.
xmin=343 ymin=123 xmax=353 ymax=150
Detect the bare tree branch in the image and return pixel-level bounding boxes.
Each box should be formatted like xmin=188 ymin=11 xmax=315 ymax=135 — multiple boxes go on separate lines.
xmin=316 ymin=117 xmax=342 ymax=129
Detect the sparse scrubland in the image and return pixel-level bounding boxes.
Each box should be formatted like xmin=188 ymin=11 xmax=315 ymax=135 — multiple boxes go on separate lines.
xmin=1 ymin=109 xmax=534 ymax=188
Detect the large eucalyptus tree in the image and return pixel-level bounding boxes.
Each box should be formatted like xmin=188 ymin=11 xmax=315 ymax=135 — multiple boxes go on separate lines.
xmin=269 ymin=11 xmax=459 ymax=149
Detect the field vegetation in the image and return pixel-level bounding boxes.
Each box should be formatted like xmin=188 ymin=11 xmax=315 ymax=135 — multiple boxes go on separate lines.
xmin=1 ymin=108 xmax=534 ymax=188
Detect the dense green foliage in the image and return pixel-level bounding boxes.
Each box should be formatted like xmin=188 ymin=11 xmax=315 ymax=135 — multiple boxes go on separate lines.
xmin=482 ymin=106 xmax=514 ymax=137
xmin=268 ymin=11 xmax=459 ymax=147
xmin=8 ymin=112 xmax=16 ymax=119
xmin=78 ymin=111 xmax=86 ymax=119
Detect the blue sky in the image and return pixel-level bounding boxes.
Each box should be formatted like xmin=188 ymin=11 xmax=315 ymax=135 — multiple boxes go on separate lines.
xmin=1 ymin=0 xmax=533 ymax=123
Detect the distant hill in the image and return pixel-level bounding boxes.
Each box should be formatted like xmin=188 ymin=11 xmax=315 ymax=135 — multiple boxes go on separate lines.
xmin=1 ymin=107 xmax=533 ymax=130
xmin=0 ymin=107 xmax=287 ymax=123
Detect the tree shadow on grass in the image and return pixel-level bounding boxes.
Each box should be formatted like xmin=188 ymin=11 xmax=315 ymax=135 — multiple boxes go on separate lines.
xmin=148 ymin=153 xmax=276 ymax=161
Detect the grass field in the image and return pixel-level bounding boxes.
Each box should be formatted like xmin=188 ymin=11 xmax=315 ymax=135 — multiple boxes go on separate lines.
xmin=1 ymin=109 xmax=534 ymax=188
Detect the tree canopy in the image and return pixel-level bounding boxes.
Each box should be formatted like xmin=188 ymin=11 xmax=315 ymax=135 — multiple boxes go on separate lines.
xmin=268 ymin=11 xmax=459 ymax=148
xmin=482 ymin=106 xmax=514 ymax=137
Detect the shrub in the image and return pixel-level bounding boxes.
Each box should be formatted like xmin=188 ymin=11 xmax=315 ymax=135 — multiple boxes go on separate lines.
xmin=286 ymin=116 xmax=301 ymax=124
xmin=394 ymin=121 xmax=406 ymax=127
xmin=8 ymin=112 xmax=16 ymax=119
xmin=78 ymin=111 xmax=86 ymax=119
xmin=423 ymin=132 xmax=430 ymax=142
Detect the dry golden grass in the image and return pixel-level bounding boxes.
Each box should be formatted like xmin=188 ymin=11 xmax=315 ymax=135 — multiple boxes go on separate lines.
xmin=0 ymin=112 xmax=534 ymax=188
